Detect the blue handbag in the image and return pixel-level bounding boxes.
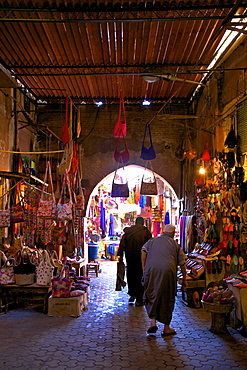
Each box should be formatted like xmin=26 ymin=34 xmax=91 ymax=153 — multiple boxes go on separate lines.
xmin=140 ymin=124 xmax=156 ymax=160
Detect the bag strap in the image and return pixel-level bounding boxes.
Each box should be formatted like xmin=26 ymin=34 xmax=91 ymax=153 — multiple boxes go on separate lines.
xmin=142 ymin=123 xmax=153 ymax=147
xmin=40 ymin=249 xmax=53 ymax=267
xmin=113 ymin=160 xmax=128 ymax=184
xmin=58 ymin=169 xmax=72 ymax=204
xmin=40 ymin=161 xmax=55 ymax=201
xmin=20 ymin=247 xmax=32 ymax=264
xmin=50 ymin=249 xmax=60 ymax=261
xmin=142 ymin=161 xmax=156 ymax=182
xmin=117 ymin=92 xmax=126 ymax=124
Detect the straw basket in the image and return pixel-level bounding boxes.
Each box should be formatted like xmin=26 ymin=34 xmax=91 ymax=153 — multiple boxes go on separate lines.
xmin=202 ymin=301 xmax=233 ymax=314
xmin=202 ymin=301 xmax=234 ymax=333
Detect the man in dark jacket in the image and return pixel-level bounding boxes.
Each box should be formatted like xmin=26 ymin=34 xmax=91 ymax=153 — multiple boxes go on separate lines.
xmin=117 ymin=216 xmax=152 ymax=306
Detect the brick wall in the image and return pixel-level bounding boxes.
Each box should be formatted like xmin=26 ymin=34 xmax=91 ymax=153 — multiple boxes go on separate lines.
xmin=37 ymin=103 xmax=189 ymax=208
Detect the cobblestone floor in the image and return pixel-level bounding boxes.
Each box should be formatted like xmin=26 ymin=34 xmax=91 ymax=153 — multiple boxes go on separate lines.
xmin=0 ymin=260 xmax=247 ymax=369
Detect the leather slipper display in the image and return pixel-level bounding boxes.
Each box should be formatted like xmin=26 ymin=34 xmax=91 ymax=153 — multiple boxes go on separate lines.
xmin=147 ymin=325 xmax=158 ymax=334
xmin=161 ymin=330 xmax=176 ymax=337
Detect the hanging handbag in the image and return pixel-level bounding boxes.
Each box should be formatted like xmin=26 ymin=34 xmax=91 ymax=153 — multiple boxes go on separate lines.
xmin=37 ymin=161 xmax=57 ymax=219
xmin=24 ymin=185 xmax=41 ymax=208
xmin=52 ymin=224 xmax=67 ymax=245
xmin=0 ymin=256 xmax=16 ymax=284
xmin=56 ymin=169 xmax=73 ymax=221
xmin=61 ymin=96 xmax=70 ymax=145
xmin=201 ymin=135 xmax=210 ymax=161
xmin=140 ymin=124 xmax=156 ymax=160
xmin=140 ymin=164 xmax=158 ymax=195
xmin=0 ymin=209 xmax=10 ymax=228
xmin=111 ymin=165 xmax=129 ymax=198
xmin=0 ymin=192 xmax=10 ymax=227
xmin=10 ymin=193 xmax=25 ymax=223
xmin=51 ymin=265 xmax=73 ymax=298
xmin=224 ymin=125 xmax=237 ymax=148
xmin=14 ymin=248 xmax=36 ymax=285
xmin=113 ymin=92 xmax=127 ymax=137
xmin=114 ymin=134 xmax=130 ymax=164
xmin=72 ymin=169 xmax=85 ymax=213
xmin=36 ymin=249 xmax=54 ymax=286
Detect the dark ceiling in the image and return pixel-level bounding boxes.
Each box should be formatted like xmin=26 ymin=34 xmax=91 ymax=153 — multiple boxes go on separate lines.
xmin=0 ymin=0 xmax=246 ymax=105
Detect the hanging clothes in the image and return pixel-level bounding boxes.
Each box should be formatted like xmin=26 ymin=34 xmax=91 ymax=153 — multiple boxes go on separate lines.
xmin=179 ymin=215 xmax=195 ymax=253
xmin=164 ymin=211 xmax=170 ymax=225
xmin=100 ymin=200 xmax=106 ymax=238
xmin=109 ymin=213 xmax=115 ymax=237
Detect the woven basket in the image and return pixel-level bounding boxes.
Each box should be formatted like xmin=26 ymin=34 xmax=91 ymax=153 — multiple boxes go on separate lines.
xmin=202 ymin=301 xmax=233 ymax=314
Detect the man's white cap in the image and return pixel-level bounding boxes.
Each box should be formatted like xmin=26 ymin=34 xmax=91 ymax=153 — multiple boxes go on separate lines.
xmin=164 ymin=224 xmax=175 ymax=233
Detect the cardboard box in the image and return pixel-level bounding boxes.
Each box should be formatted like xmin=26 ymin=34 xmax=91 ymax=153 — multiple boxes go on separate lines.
xmin=48 ymin=294 xmax=85 ymax=317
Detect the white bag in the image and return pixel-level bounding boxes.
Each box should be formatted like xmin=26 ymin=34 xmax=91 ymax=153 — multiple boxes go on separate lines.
xmin=36 ymin=250 xmax=54 ymax=286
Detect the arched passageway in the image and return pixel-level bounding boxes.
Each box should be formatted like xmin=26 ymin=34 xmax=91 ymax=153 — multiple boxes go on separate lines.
xmin=84 ymin=165 xmax=179 ymax=261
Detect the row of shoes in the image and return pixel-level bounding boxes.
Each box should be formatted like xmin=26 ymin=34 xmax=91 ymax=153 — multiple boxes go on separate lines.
xmin=206 ymin=259 xmax=223 ymax=274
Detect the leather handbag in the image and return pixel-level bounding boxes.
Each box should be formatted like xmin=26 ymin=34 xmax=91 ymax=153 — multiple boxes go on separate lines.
xmin=113 ymin=92 xmax=127 ymax=137
xmin=114 ymin=134 xmax=130 ymax=164
xmin=36 ymin=250 xmax=54 ymax=286
xmin=140 ymin=123 xmax=156 ymax=160
xmin=140 ymin=165 xmax=158 ymax=195
xmin=37 ymin=161 xmax=57 ymax=219
xmin=111 ymin=166 xmax=129 ymax=198
xmin=14 ymin=248 xmax=36 ymax=285
xmin=56 ymin=169 xmax=73 ymax=221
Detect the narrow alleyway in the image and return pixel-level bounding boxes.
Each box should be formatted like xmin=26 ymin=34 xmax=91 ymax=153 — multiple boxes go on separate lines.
xmin=0 ymin=260 xmax=247 ymax=370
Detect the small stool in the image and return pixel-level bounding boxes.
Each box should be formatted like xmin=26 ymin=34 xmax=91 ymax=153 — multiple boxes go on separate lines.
xmin=86 ymin=263 xmax=99 ymax=277
xmin=202 ymin=301 xmax=233 ymax=334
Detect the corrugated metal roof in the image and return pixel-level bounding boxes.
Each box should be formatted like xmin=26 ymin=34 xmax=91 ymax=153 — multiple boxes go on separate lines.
xmin=0 ymin=0 xmax=246 ymax=104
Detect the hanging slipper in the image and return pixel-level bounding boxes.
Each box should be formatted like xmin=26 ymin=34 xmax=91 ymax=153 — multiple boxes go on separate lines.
xmin=228 ymin=224 xmax=234 ymax=241
xmin=226 ymin=255 xmax=231 ymax=274
xmin=221 ymin=240 xmax=228 ymax=257
xmin=228 ymin=240 xmax=234 ymax=256
xmin=239 ymin=256 xmax=245 ymax=271
xmin=217 ymin=259 xmax=223 ymax=274
xmin=223 ymin=224 xmax=229 ymax=241
xmin=231 ymin=255 xmax=239 ymax=274
xmin=212 ymin=260 xmax=217 ymax=274
xmin=206 ymin=260 xmax=212 ymax=274
xmin=233 ymin=238 xmax=239 ymax=256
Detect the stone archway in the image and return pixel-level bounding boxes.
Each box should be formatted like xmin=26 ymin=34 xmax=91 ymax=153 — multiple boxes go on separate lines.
xmin=85 ymin=164 xmax=179 ymax=230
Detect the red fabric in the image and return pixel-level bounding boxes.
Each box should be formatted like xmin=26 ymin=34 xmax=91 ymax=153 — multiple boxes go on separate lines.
xmin=68 ymin=142 xmax=78 ymax=175
xmin=113 ymin=92 xmax=127 ymax=137
xmin=61 ymin=96 xmax=70 ymax=145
